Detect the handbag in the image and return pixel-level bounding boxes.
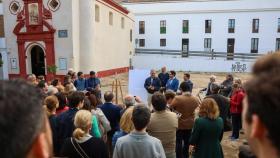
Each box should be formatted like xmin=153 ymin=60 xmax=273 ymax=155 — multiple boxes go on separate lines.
xmin=70 ymin=137 xmax=90 ymax=158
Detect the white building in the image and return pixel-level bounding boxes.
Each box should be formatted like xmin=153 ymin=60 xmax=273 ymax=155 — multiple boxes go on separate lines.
xmin=0 ymin=2 xmax=8 ymax=80
xmin=123 ymin=0 xmax=280 ymax=72
xmin=3 ymin=0 xmax=134 ymax=79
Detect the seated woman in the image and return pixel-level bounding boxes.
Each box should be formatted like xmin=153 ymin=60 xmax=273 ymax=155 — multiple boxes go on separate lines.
xmin=112 ymin=106 xmax=134 ymax=148
xmin=189 ymin=98 xmax=224 ymax=158
xmin=60 ymin=110 xmax=109 ymax=158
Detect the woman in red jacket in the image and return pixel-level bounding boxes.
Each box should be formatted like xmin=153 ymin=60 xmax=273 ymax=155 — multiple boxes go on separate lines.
xmin=230 ymin=83 xmax=245 ymax=140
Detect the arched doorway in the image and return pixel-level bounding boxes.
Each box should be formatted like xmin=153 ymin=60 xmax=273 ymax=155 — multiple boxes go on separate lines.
xmin=31 ymin=46 xmax=46 ymax=76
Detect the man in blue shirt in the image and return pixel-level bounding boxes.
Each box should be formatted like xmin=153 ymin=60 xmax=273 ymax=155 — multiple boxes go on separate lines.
xmin=158 ymin=66 xmax=169 ymax=92
xmin=166 ymin=71 xmax=179 ymax=92
xmin=86 ymin=71 xmax=101 ymax=98
xmin=74 ymin=71 xmax=86 ymax=91
xmin=144 ymin=69 xmax=161 ymax=110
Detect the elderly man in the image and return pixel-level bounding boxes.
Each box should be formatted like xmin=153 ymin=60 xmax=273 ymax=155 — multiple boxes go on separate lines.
xmin=120 ymin=95 xmax=136 ymax=116
xmin=0 ymin=80 xmax=53 ymax=158
xmin=144 ymin=69 xmax=161 ymax=110
xmin=158 ymin=66 xmax=169 ymax=91
xmin=242 ymin=52 xmax=280 ymax=158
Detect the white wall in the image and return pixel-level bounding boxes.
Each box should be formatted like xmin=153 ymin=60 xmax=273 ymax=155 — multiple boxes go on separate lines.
xmin=92 ymin=0 xmax=134 ymax=72
xmin=132 ymin=55 xmax=254 ymax=73
xmin=3 ymin=0 xmax=22 ymax=74
xmin=124 ymin=0 xmax=280 ymax=54
xmin=46 ymin=0 xmax=74 ymax=75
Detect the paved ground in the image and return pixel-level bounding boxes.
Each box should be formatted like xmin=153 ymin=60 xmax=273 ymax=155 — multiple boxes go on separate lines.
xmin=100 ymin=72 xmax=251 ymax=158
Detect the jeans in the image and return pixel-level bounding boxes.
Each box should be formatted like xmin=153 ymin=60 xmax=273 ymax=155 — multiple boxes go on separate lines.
xmin=231 ymin=113 xmax=242 ymax=139
xmin=176 ymin=129 xmax=192 ymax=158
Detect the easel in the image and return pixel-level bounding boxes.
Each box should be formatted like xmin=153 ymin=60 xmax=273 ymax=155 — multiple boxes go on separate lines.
xmin=111 ymin=73 xmax=124 ymax=104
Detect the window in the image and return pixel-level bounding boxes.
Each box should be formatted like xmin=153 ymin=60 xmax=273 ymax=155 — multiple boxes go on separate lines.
xmin=278 ymin=18 xmax=280 ymax=33
xmin=130 ymin=29 xmax=132 ymax=42
xmin=109 ymin=12 xmax=113 ymax=25
xmin=0 ymin=15 xmax=4 ymax=37
xmin=160 ymin=20 xmax=166 ymax=34
xmin=228 ymin=19 xmax=235 ymax=33
xmin=121 ymin=17 xmax=125 ymax=29
xmin=139 ymin=21 xmax=145 ymax=34
xmin=204 ymin=38 xmax=212 ymax=50
xmin=252 ymin=19 xmax=259 ymax=33
xmin=139 ymin=39 xmax=145 ymax=47
xmin=95 ymin=5 xmax=100 ymax=22
xmin=48 ymin=0 xmax=60 ymax=11
xmin=205 ymin=20 xmax=212 ymax=33
xmin=183 ymin=20 xmax=189 ymax=33
xmin=251 ymin=38 xmax=259 ymax=53
xmin=276 ymin=38 xmax=280 ymax=51
xmin=160 ymin=39 xmax=166 ymax=47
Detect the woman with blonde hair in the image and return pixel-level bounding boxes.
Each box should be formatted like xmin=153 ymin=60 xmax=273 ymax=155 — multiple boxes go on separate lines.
xmin=60 ymin=110 xmax=109 ymax=158
xmin=112 ymin=106 xmax=134 ymax=148
xmin=189 ymin=98 xmax=223 ymax=158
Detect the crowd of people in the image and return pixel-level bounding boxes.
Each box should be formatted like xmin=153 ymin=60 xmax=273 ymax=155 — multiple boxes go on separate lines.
xmin=1 ymin=52 xmax=280 ymax=158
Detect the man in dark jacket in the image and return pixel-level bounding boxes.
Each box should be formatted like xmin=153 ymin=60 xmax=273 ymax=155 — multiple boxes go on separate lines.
xmin=220 ymin=74 xmax=234 ymax=97
xmin=144 ymin=69 xmax=161 ymax=109
xmin=56 ymin=91 xmax=85 ymax=153
xmin=207 ymin=83 xmax=230 ymax=132
xmin=179 ymin=73 xmax=193 ymax=93
xmin=158 ymin=66 xmax=169 ymax=91
xmin=99 ymin=91 xmax=122 ymax=156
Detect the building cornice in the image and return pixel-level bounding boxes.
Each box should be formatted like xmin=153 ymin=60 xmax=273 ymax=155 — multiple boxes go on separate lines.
xmin=131 ymin=8 xmax=280 ymax=15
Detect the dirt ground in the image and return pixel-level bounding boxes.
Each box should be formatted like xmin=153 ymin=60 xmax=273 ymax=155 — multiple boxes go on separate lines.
xmin=100 ymin=72 xmax=251 ymax=158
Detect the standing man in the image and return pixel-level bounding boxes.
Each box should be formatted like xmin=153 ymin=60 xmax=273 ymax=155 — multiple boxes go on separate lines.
xmin=56 ymin=91 xmax=85 ymax=153
xmin=113 ymin=105 xmax=166 ymax=158
xmin=179 ymin=73 xmax=193 ymax=93
xmin=220 ymin=74 xmax=234 ymax=97
xmin=170 ymin=83 xmax=199 ymax=158
xmin=148 ymin=92 xmax=178 ymax=158
xmin=242 ymin=52 xmax=280 ymax=158
xmin=144 ymin=69 xmax=161 ymax=109
xmin=74 ymin=71 xmax=86 ymax=91
xmin=86 ymin=71 xmax=101 ymax=98
xmin=166 ymin=71 xmax=179 ymax=92
xmin=158 ymin=66 xmax=169 ymax=92
xmin=207 ymin=83 xmax=230 ymax=133
xmin=99 ymin=91 xmax=122 ymax=156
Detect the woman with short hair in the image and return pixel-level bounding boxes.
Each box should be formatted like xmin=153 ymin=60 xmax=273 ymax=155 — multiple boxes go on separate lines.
xmin=189 ymin=98 xmax=223 ymax=158
xmin=60 ymin=110 xmax=109 ymax=158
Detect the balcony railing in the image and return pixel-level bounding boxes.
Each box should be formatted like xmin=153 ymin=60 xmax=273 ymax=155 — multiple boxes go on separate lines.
xmin=135 ymin=48 xmax=264 ymax=60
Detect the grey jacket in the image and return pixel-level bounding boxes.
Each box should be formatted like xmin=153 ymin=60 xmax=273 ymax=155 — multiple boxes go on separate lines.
xmin=113 ymin=132 xmax=166 ymax=158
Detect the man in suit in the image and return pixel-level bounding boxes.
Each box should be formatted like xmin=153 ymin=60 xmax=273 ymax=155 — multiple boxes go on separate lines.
xmin=99 ymin=91 xmax=122 ymax=156
xmin=56 ymin=91 xmax=85 ymax=153
xmin=170 ymin=83 xmax=199 ymax=158
xmin=158 ymin=66 xmax=169 ymax=92
xmin=166 ymin=71 xmax=179 ymax=92
xmin=144 ymin=69 xmax=161 ymax=110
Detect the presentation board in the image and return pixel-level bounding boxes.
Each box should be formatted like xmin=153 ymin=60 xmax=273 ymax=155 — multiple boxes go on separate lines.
xmin=128 ymin=69 xmax=150 ymax=104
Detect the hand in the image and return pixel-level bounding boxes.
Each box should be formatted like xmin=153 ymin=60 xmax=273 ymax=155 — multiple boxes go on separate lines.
xmin=189 ymin=145 xmax=195 ymax=155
